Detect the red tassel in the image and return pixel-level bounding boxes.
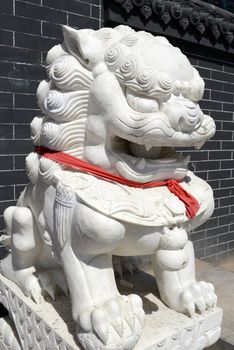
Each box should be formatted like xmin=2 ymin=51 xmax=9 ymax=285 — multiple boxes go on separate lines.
xmin=35 ymin=146 xmax=199 ymax=219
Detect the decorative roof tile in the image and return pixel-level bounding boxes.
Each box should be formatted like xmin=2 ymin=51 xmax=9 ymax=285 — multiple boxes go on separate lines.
xmin=111 ymin=0 xmax=234 ymax=47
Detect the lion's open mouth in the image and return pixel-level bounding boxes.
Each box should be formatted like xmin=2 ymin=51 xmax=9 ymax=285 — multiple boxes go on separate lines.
xmin=109 ymin=135 xmax=190 ymax=182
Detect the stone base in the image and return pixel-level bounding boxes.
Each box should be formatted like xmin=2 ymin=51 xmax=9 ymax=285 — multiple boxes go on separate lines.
xmin=0 ymin=272 xmax=222 ymax=350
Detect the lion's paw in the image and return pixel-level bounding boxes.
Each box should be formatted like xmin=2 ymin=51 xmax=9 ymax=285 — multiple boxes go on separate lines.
xmin=0 ymin=256 xmax=43 ymax=304
xmin=23 ymin=274 xmax=43 ymax=304
xmin=77 ymin=294 xmax=145 ymax=350
xmin=180 ymin=281 xmax=217 ymax=317
xmin=21 ymin=269 xmax=68 ymax=303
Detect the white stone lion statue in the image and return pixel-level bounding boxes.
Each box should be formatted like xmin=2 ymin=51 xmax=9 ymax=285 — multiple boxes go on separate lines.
xmin=1 ymin=25 xmax=217 ymax=350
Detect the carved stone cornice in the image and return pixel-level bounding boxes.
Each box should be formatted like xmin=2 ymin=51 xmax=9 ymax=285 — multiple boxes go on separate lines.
xmin=106 ymin=0 xmax=234 ymax=52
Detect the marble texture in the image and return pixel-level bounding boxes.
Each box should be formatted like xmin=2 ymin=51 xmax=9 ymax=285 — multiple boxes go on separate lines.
xmin=0 ymin=25 xmax=221 ymax=350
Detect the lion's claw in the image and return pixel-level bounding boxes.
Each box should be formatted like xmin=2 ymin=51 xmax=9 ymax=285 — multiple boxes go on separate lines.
xmin=77 ymin=294 xmax=145 ymax=350
xmin=23 ymin=275 xmax=43 ymax=304
xmin=91 ymin=308 xmax=109 ymax=344
xmin=180 ymin=281 xmax=217 ymax=317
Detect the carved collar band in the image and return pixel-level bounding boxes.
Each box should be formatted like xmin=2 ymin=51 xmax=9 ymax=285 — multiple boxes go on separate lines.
xmin=35 ymin=146 xmax=199 ymax=219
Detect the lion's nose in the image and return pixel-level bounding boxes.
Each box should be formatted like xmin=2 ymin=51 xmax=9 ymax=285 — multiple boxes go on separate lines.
xmin=179 ymin=103 xmax=203 ymax=132
xmin=165 ymin=98 xmax=204 ymax=133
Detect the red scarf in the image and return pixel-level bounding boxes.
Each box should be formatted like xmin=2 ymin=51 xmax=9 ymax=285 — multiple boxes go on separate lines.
xmin=35 ymin=146 xmax=199 ymax=218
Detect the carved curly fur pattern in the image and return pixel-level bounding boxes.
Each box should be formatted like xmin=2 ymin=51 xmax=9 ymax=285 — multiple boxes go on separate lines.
xmin=27 ymin=43 xmax=93 ymax=183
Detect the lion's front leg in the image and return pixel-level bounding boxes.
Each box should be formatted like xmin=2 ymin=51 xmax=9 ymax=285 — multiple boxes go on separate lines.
xmin=59 ymin=201 xmax=145 ymax=350
xmin=151 ymin=227 xmax=217 ymax=317
xmin=0 ymin=206 xmax=43 ymax=303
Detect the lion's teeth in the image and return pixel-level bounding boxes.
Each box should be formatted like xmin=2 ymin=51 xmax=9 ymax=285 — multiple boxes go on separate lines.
xmin=145 ymin=142 xmax=153 ymax=152
xmin=137 ymin=158 xmax=146 ymax=170
xmin=184 ymin=155 xmax=191 ymax=164
xmin=195 ymin=141 xmax=206 ymax=150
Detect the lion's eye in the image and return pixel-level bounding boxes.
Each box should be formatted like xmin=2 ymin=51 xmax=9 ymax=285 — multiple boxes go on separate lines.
xmin=126 ymin=89 xmax=159 ymax=113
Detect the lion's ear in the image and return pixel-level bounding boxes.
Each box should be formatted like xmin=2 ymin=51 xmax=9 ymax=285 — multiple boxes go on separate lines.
xmin=62 ymin=25 xmax=103 ymax=70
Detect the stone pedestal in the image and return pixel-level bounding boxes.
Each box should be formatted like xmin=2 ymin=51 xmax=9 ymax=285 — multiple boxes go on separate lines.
xmin=0 ymin=272 xmax=222 ymax=350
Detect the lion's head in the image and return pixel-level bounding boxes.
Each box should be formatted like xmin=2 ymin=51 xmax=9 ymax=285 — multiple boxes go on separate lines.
xmin=27 ymin=25 xmax=215 ymax=184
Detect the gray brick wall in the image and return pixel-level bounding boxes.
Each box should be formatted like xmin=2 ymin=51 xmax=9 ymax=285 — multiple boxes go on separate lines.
xmin=0 ymin=0 xmax=102 ymax=232
xmin=182 ymin=45 xmax=234 ymax=262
